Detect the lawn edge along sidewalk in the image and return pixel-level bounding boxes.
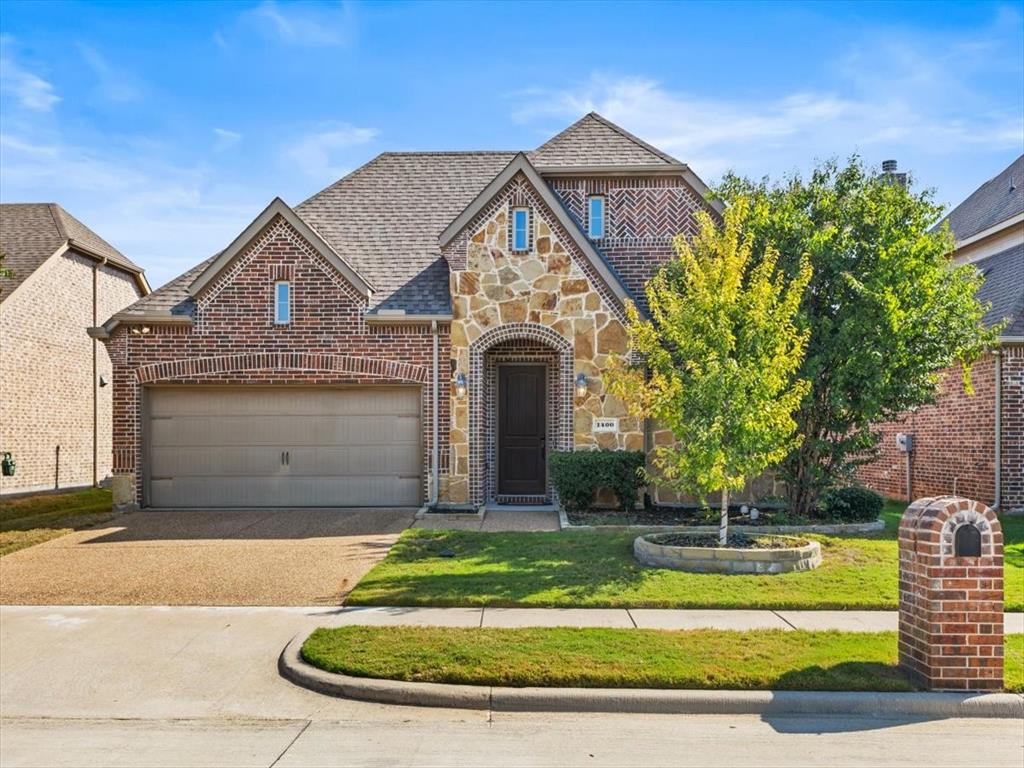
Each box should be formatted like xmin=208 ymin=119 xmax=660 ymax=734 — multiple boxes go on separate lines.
xmin=278 ymin=633 xmax=1024 ymax=718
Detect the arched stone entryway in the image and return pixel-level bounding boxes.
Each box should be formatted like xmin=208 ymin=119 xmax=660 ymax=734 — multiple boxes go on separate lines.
xmin=469 ymin=323 xmax=573 ymax=505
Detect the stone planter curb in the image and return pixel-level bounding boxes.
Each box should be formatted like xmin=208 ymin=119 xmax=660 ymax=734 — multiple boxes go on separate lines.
xmin=561 ymin=516 xmax=885 ymax=535
xmin=279 ymin=633 xmax=1024 ymax=718
xmin=634 ymin=534 xmax=822 ymax=574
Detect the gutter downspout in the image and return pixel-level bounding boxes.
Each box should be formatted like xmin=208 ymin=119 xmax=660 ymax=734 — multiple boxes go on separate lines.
xmin=429 ymin=320 xmax=439 ymax=507
xmin=994 ymin=348 xmax=1002 ymax=510
xmin=92 ymin=261 xmax=100 ymax=487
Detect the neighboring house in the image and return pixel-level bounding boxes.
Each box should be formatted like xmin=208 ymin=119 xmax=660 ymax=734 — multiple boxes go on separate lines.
xmin=857 ymin=155 xmax=1024 ymax=513
xmin=0 ymin=204 xmax=149 ymax=495
xmin=96 ymin=113 xmax=720 ymax=510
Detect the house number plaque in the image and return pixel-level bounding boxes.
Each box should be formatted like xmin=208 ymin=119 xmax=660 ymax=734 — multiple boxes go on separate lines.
xmin=593 ymin=418 xmax=617 ymax=433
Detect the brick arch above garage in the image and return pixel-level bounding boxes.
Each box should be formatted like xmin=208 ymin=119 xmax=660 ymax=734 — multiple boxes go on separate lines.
xmin=135 ymin=352 xmax=430 ymax=385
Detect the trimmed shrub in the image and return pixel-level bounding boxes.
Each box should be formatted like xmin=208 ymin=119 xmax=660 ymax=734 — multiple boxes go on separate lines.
xmin=818 ymin=486 xmax=884 ymax=523
xmin=548 ymin=450 xmax=646 ymax=512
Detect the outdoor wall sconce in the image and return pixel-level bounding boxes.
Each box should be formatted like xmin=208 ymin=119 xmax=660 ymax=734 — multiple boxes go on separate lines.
xmin=455 ymin=372 xmax=467 ymax=399
xmin=99 ymin=375 xmax=109 ymax=388
xmin=575 ymin=372 xmax=588 ymax=399
xmin=130 ymin=326 xmax=151 ymax=335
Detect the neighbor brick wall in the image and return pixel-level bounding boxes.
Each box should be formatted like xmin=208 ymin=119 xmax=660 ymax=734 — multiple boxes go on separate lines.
xmin=0 ymin=251 xmax=142 ymax=494
xmin=856 ymin=355 xmax=997 ymax=506
xmin=107 ymin=215 xmax=449 ymax=507
xmin=857 ymin=347 xmax=1024 ymax=514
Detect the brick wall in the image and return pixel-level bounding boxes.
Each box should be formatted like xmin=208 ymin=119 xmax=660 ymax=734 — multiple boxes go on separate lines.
xmin=0 ymin=251 xmax=142 ymax=494
xmin=857 ymin=348 xmax=1024 ymax=514
xmin=1000 ymin=345 xmax=1024 ymax=514
xmin=107 ymin=215 xmax=449 ymax=507
xmin=548 ymin=175 xmax=708 ymax=310
xmin=856 ymin=355 xmax=997 ymax=506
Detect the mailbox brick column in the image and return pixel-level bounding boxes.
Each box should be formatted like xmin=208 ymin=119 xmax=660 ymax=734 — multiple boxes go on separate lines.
xmin=898 ymin=496 xmax=1004 ymax=691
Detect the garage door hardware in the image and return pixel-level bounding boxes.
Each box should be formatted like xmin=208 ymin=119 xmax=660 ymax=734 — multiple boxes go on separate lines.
xmin=281 ymin=451 xmax=290 ymax=465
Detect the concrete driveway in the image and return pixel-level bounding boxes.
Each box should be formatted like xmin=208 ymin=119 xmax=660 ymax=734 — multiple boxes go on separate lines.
xmin=0 ymin=508 xmax=415 ymax=606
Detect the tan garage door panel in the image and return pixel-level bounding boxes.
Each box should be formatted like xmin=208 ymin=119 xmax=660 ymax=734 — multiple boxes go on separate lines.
xmin=147 ymin=387 xmax=421 ymax=508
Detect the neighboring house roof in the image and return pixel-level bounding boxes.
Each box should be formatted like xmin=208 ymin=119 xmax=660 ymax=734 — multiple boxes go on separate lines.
xmin=111 ymin=114 xmax=716 ymax=322
xmin=0 ymin=203 xmax=147 ymax=299
xmin=939 ymin=154 xmax=1024 ymax=243
xmin=530 ymin=112 xmax=679 ymax=168
xmin=440 ymin=153 xmax=635 ymax=308
xmin=974 ymin=242 xmax=1024 ymax=337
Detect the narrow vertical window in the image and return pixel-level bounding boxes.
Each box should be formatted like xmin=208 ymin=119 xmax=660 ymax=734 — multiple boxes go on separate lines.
xmin=274 ymin=281 xmax=291 ymax=324
xmin=588 ymin=196 xmax=605 ymax=239
xmin=512 ymin=208 xmax=530 ymax=251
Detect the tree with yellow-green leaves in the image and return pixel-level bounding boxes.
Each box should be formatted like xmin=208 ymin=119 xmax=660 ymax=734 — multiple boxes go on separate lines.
xmin=610 ymin=199 xmax=811 ymax=545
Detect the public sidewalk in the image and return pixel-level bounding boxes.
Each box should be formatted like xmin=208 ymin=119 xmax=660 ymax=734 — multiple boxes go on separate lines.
xmin=324 ymin=605 xmax=1024 ymax=633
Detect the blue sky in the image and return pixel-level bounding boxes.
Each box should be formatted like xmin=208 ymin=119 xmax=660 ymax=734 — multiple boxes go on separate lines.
xmin=2 ymin=0 xmax=1022 ymax=288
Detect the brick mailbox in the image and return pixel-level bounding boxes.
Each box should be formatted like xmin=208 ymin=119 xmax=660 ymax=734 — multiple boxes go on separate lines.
xmin=899 ymin=496 xmax=1004 ymax=691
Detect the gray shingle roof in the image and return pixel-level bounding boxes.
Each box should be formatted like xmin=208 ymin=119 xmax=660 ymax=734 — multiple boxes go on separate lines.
xmin=939 ymin=154 xmax=1024 ymax=242
xmin=530 ymin=112 xmax=679 ymax=167
xmin=297 ymin=152 xmax=516 ymax=313
xmin=974 ymin=243 xmax=1024 ymax=337
xmin=112 ymin=255 xmax=215 ymax=321
xmin=114 ymin=113 xmax=687 ymax=320
xmin=1 ymin=203 xmax=143 ymax=299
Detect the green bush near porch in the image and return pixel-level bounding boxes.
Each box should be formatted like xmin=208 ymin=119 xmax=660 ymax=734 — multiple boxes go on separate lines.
xmin=548 ymin=450 xmax=645 ymax=511
xmin=346 ymin=502 xmax=1024 ymax=611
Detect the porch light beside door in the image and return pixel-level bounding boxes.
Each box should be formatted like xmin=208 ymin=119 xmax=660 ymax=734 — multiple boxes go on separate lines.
xmin=455 ymin=372 xmax=467 ymax=398
xmin=575 ymin=372 xmax=588 ymax=398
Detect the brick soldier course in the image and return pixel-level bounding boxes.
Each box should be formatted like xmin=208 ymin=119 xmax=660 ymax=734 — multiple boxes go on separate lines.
xmin=898 ymin=496 xmax=1004 ymax=691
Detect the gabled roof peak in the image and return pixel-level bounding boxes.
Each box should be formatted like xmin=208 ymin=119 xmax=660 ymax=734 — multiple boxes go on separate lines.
xmin=530 ymin=112 xmax=681 ymax=169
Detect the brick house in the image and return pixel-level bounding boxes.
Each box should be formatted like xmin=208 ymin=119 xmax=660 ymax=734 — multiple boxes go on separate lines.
xmin=95 ymin=113 xmax=720 ymax=510
xmin=857 ymin=154 xmax=1024 ymax=514
xmin=0 ymin=204 xmax=149 ymax=495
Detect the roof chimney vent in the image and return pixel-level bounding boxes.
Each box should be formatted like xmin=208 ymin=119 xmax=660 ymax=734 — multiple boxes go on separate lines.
xmin=882 ymin=159 xmax=898 ymax=173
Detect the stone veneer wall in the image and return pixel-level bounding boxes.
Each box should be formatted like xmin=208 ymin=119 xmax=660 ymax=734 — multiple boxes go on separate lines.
xmin=441 ymin=172 xmax=641 ymax=505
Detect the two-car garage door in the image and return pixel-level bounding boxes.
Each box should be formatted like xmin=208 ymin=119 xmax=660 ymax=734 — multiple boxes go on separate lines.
xmin=145 ymin=387 xmax=421 ymax=508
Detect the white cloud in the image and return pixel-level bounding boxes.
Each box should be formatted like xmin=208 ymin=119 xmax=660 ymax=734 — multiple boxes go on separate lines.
xmin=0 ymin=37 xmax=60 ymax=111
xmin=76 ymin=43 xmax=142 ymax=102
xmin=283 ymin=122 xmax=377 ymax=179
xmin=247 ymin=0 xmax=356 ymax=47
xmin=213 ymin=128 xmax=242 ymax=150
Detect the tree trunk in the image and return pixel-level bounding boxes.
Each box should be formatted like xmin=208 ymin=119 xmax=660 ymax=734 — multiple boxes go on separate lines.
xmin=719 ymin=488 xmax=729 ymax=546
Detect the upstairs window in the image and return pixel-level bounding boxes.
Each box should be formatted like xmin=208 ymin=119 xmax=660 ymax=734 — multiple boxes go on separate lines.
xmin=588 ymin=196 xmax=605 ymax=239
xmin=274 ymin=281 xmax=291 ymax=324
xmin=512 ymin=207 xmax=530 ymax=251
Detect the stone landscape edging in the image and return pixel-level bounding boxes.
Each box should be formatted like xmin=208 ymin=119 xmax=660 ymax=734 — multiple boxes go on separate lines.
xmin=557 ymin=508 xmax=885 ymax=536
xmin=279 ymin=633 xmax=1023 ymax=718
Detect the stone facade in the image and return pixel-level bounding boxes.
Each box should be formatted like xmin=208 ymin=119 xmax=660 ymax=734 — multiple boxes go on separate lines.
xmin=857 ymin=346 xmax=1024 ymax=515
xmin=0 ymin=250 xmax=142 ymax=494
xmin=441 ymin=172 xmax=641 ymax=506
xmin=106 ymin=215 xmax=448 ymax=507
xmin=898 ymin=496 xmax=1004 ymax=691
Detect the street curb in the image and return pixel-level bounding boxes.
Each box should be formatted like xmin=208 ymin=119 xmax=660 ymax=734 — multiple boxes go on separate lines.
xmin=279 ymin=633 xmax=1024 ymax=718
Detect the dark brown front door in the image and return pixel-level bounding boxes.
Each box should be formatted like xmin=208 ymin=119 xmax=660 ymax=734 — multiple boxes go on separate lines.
xmin=498 ymin=365 xmax=546 ymax=496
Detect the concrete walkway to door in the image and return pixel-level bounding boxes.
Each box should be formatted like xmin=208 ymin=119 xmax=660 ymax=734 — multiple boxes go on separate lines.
xmin=0 ymin=508 xmax=416 ymax=606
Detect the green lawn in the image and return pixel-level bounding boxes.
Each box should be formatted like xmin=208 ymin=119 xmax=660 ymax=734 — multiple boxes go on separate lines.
xmin=347 ymin=501 xmax=1024 ymax=611
xmin=0 ymin=487 xmax=117 ymax=556
xmin=302 ymin=626 xmax=1024 ymax=692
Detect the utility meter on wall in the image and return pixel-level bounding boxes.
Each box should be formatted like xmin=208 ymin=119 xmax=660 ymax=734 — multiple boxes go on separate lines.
xmin=896 ymin=433 xmax=914 ymax=453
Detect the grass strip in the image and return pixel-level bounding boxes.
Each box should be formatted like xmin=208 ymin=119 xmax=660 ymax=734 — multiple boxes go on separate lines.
xmin=1 ymin=488 xmax=116 ymax=556
xmin=347 ymin=503 xmax=1024 ymax=611
xmin=301 ymin=626 xmax=1023 ymax=692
